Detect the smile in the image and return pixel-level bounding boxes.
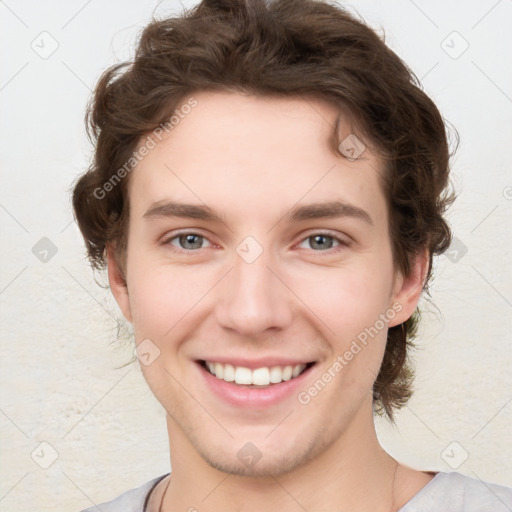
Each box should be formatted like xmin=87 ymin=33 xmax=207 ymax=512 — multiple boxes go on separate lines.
xmin=201 ymin=360 xmax=314 ymax=387
xmin=195 ymin=358 xmax=317 ymax=408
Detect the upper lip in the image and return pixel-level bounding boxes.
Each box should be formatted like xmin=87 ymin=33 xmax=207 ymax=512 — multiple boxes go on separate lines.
xmin=198 ymin=357 xmax=316 ymax=369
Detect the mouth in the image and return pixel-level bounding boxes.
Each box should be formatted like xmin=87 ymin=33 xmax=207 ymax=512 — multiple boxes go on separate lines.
xmin=198 ymin=359 xmax=316 ymax=388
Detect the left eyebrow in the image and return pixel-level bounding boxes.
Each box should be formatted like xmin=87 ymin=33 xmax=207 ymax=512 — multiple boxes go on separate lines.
xmin=285 ymin=200 xmax=373 ymax=226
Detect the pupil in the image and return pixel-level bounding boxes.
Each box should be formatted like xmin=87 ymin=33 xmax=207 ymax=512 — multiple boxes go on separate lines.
xmin=311 ymin=235 xmax=332 ymax=250
xmin=181 ymin=234 xmax=202 ymax=249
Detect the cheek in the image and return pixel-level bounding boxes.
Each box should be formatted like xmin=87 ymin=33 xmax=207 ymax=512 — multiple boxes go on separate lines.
xmin=126 ymin=252 xmax=216 ymax=340
xmin=292 ymin=261 xmax=395 ymax=338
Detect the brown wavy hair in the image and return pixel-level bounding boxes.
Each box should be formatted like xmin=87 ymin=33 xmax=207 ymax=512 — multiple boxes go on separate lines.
xmin=72 ymin=0 xmax=456 ymax=420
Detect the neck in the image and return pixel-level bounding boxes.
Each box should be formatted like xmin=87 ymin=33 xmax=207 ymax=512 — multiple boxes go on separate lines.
xmin=161 ymin=405 xmax=403 ymax=512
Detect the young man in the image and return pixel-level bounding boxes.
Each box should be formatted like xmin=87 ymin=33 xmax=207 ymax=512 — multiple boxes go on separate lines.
xmin=73 ymin=0 xmax=512 ymax=510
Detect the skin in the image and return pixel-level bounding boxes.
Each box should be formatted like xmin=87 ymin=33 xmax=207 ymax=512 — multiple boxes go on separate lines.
xmin=108 ymin=91 xmax=434 ymax=511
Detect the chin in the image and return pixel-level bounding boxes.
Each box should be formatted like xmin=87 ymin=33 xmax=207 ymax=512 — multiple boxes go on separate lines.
xmin=193 ymin=427 xmax=326 ymax=479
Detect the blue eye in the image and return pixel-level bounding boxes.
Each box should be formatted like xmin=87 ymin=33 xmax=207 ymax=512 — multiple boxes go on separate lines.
xmin=168 ymin=233 xmax=211 ymax=250
xmin=299 ymin=234 xmax=341 ymax=251
xmin=164 ymin=232 xmax=345 ymax=252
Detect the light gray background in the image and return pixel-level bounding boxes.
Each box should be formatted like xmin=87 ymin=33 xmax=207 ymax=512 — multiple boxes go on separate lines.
xmin=1 ymin=0 xmax=511 ymax=510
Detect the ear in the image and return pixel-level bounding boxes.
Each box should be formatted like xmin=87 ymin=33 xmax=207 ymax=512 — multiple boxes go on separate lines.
xmin=106 ymin=245 xmax=133 ymax=323
xmin=388 ymin=250 xmax=429 ymax=328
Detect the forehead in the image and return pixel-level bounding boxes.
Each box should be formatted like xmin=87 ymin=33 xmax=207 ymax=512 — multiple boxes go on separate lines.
xmin=129 ymin=91 xmax=387 ymax=225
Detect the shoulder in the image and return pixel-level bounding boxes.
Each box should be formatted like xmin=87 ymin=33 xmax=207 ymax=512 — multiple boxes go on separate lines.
xmin=80 ymin=474 xmax=169 ymax=512
xmin=399 ymin=471 xmax=512 ymax=512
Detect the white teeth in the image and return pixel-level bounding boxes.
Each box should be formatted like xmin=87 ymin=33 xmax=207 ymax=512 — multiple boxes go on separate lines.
xmin=214 ymin=362 xmax=224 ymax=379
xmin=282 ymin=365 xmax=293 ymax=381
xmin=204 ymin=361 xmax=308 ymax=385
xmin=234 ymin=366 xmax=253 ymax=385
xmin=223 ymin=363 xmax=235 ymax=382
xmin=252 ymin=367 xmax=270 ymax=385
xmin=292 ymin=364 xmax=302 ymax=378
xmin=269 ymin=366 xmax=282 ymax=383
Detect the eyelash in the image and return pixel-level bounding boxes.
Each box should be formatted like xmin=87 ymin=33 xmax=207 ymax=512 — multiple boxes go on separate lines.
xmin=161 ymin=231 xmax=350 ymax=254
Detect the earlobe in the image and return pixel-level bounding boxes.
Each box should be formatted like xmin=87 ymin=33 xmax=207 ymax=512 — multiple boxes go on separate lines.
xmin=106 ymin=246 xmax=133 ymax=323
xmin=388 ymin=250 xmax=429 ymax=328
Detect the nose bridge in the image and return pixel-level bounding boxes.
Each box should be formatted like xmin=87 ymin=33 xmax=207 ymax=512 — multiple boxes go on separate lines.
xmin=215 ymin=245 xmax=292 ymax=336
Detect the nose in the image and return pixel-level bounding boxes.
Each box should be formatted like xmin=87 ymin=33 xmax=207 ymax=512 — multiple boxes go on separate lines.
xmin=214 ymin=248 xmax=293 ymax=338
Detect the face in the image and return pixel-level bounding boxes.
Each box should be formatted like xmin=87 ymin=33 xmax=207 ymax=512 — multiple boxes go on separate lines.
xmin=109 ymin=91 xmax=424 ymax=478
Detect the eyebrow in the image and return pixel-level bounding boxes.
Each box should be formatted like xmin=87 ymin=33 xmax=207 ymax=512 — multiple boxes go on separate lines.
xmin=143 ymin=200 xmax=373 ymax=226
xmin=285 ymin=200 xmax=373 ymax=225
xmin=143 ymin=201 xmax=224 ymax=223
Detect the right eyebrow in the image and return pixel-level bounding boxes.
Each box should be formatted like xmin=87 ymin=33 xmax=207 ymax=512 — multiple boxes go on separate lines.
xmin=142 ymin=200 xmax=225 ymax=223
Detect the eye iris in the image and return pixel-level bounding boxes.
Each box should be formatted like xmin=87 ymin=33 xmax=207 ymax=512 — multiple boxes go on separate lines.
xmin=310 ymin=235 xmax=333 ymax=250
xmin=180 ymin=234 xmax=203 ymax=249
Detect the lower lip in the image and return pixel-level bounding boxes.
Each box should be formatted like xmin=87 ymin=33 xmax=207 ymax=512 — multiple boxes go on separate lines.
xmin=195 ymin=361 xmax=316 ymax=409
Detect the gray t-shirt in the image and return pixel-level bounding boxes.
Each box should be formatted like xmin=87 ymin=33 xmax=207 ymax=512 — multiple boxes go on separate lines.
xmin=81 ymin=471 xmax=512 ymax=511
